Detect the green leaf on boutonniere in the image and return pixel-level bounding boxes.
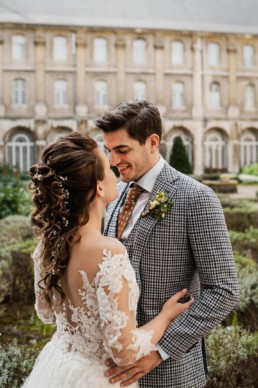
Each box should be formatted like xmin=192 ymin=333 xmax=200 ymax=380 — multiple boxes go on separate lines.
xmin=141 ymin=191 xmax=174 ymax=219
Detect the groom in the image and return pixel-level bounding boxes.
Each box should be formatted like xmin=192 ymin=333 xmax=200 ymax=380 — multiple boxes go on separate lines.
xmin=95 ymin=100 xmax=239 ymax=388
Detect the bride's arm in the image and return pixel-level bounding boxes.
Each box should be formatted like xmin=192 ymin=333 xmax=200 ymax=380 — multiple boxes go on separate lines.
xmin=95 ymin=244 xmax=193 ymax=366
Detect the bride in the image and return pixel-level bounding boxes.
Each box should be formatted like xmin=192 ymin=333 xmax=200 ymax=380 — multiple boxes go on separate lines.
xmin=23 ymin=132 xmax=193 ymax=388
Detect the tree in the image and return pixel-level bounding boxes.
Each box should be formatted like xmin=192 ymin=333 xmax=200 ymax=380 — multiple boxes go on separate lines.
xmin=169 ymin=136 xmax=192 ymax=174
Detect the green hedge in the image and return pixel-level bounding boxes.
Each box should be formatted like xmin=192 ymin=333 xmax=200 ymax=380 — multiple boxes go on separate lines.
xmin=206 ymin=326 xmax=258 ymax=388
xmin=230 ymin=227 xmax=258 ymax=264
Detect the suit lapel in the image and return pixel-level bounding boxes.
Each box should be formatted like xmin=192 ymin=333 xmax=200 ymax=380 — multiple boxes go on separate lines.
xmin=130 ymin=163 xmax=180 ymax=268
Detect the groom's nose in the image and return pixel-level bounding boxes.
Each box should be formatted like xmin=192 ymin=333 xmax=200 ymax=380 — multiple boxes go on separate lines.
xmin=109 ymin=152 xmax=120 ymax=166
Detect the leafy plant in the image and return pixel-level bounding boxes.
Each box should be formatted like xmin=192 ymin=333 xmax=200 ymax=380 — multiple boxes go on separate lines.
xmin=241 ymin=163 xmax=258 ymax=176
xmin=169 ymin=136 xmax=192 ymax=174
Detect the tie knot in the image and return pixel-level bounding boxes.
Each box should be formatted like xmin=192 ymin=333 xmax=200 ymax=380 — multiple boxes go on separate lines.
xmin=127 ymin=184 xmax=143 ymax=202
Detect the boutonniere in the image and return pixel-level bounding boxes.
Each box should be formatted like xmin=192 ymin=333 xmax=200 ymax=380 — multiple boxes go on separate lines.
xmin=141 ymin=191 xmax=174 ymax=219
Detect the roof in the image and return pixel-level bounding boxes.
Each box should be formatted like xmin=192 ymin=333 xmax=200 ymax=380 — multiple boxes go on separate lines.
xmin=0 ymin=0 xmax=258 ymax=34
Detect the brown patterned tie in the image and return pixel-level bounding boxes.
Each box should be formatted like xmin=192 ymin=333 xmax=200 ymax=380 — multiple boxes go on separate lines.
xmin=117 ymin=184 xmax=144 ymax=240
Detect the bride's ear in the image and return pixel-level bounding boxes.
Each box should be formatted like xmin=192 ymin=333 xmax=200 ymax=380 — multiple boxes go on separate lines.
xmin=96 ymin=181 xmax=105 ymax=198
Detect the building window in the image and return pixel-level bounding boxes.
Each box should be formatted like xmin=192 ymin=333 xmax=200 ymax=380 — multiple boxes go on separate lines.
xmin=240 ymin=132 xmax=258 ymax=167
xmin=12 ymin=35 xmax=26 ymax=61
xmin=7 ymin=131 xmax=35 ymax=172
xmin=53 ymin=36 xmax=67 ymax=61
xmin=209 ymin=82 xmax=221 ymax=109
xmin=93 ymin=38 xmax=107 ymax=63
xmin=172 ymin=82 xmax=185 ymax=108
xmin=12 ymin=79 xmax=26 ymax=105
xmin=208 ymin=43 xmax=220 ymax=66
xmin=134 ymin=81 xmax=147 ymax=100
xmin=133 ymin=38 xmax=146 ymax=65
xmin=204 ymin=132 xmax=227 ymax=170
xmin=244 ymin=84 xmax=256 ymax=110
xmin=54 ymin=80 xmax=67 ymax=106
xmin=243 ymin=45 xmax=255 ymax=67
xmin=171 ymin=40 xmax=184 ymax=65
xmin=95 ymin=80 xmax=108 ymax=106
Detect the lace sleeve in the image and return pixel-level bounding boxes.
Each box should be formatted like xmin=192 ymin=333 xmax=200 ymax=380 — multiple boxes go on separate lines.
xmin=95 ymin=249 xmax=156 ymax=366
xmin=32 ymin=243 xmax=56 ymax=324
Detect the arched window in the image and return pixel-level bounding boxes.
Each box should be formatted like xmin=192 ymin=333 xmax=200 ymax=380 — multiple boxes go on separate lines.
xmin=208 ymin=43 xmax=220 ymax=66
xmin=243 ymin=45 xmax=255 ymax=67
xmin=171 ymin=41 xmax=184 ymax=65
xmin=172 ymin=82 xmax=185 ymax=108
xmin=95 ymin=80 xmax=108 ymax=106
xmin=244 ymin=84 xmax=256 ymax=110
xmin=12 ymin=35 xmax=26 ymax=61
xmin=133 ymin=39 xmax=146 ymax=65
xmin=6 ymin=131 xmax=35 ymax=171
xmin=134 ymin=81 xmax=147 ymax=100
xmin=209 ymin=82 xmax=221 ymax=109
xmin=167 ymin=131 xmax=193 ymax=164
xmin=93 ymin=38 xmax=107 ymax=63
xmin=240 ymin=132 xmax=258 ymax=167
xmin=53 ymin=36 xmax=67 ymax=61
xmin=54 ymin=80 xmax=67 ymax=106
xmin=12 ymin=79 xmax=26 ymax=105
xmin=204 ymin=131 xmax=227 ymax=170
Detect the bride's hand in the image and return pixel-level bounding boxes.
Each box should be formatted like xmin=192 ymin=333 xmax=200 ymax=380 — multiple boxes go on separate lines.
xmin=161 ymin=289 xmax=194 ymax=323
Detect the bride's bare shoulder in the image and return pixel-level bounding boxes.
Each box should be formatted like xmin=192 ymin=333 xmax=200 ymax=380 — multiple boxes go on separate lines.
xmin=95 ymin=235 xmax=126 ymax=256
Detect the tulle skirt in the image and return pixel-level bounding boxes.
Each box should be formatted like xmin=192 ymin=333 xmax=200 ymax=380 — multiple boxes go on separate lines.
xmin=22 ymin=341 xmax=138 ymax=388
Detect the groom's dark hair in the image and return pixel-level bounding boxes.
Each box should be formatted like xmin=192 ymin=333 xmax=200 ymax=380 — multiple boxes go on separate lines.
xmin=95 ymin=100 xmax=162 ymax=145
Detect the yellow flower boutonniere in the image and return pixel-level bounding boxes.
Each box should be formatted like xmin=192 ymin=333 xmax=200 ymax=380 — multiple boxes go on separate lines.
xmin=141 ymin=191 xmax=174 ymax=219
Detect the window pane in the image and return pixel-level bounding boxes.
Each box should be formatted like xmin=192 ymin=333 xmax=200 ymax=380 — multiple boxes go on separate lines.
xmin=54 ymin=80 xmax=67 ymax=105
xmin=95 ymin=81 xmax=108 ymax=105
xmin=12 ymin=35 xmax=26 ymax=60
xmin=13 ymin=79 xmax=26 ymax=105
xmin=208 ymin=43 xmax=220 ymax=66
xmin=133 ymin=39 xmax=146 ymax=65
xmin=243 ymin=45 xmax=255 ymax=67
xmin=54 ymin=36 xmax=67 ymax=61
xmin=244 ymin=84 xmax=256 ymax=110
xmin=94 ymin=38 xmax=107 ymax=62
xmin=209 ymin=82 xmax=221 ymax=108
xmin=134 ymin=81 xmax=146 ymax=100
xmin=172 ymin=82 xmax=184 ymax=108
xmin=171 ymin=41 xmax=184 ymax=65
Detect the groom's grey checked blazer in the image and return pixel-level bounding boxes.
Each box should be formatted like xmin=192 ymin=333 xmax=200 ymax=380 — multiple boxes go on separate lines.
xmin=105 ymin=162 xmax=239 ymax=388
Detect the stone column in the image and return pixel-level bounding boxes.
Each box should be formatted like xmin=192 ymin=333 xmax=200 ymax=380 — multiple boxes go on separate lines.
xmin=116 ymin=36 xmax=126 ymax=102
xmin=0 ymin=33 xmax=5 ymax=117
xmin=154 ymin=36 xmax=164 ymax=105
xmin=227 ymin=42 xmax=239 ymax=118
xmin=75 ymin=32 xmax=87 ymax=118
xmin=191 ymin=37 xmax=204 ymax=174
xmin=34 ymin=30 xmax=47 ymax=118
xmin=192 ymin=37 xmax=204 ymax=119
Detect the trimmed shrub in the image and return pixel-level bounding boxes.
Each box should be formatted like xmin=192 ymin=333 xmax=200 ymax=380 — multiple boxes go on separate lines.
xmin=241 ymin=163 xmax=258 ymax=176
xmin=230 ymin=227 xmax=258 ymax=264
xmin=225 ymin=253 xmax=258 ymax=331
xmin=223 ymin=201 xmax=258 ymax=231
xmin=0 ymin=216 xmax=36 ymax=303
xmin=169 ymin=136 xmax=192 ymax=174
xmin=206 ymin=326 xmax=258 ymax=388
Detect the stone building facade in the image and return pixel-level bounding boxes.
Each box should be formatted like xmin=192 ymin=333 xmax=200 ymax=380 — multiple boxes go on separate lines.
xmin=1 ymin=22 xmax=258 ymax=173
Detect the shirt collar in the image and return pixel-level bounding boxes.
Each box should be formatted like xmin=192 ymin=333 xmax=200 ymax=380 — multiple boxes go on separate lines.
xmin=131 ymin=156 xmax=165 ymax=193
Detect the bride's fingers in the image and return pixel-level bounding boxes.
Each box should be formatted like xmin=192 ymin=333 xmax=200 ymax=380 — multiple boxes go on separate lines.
xmin=169 ymin=288 xmax=188 ymax=303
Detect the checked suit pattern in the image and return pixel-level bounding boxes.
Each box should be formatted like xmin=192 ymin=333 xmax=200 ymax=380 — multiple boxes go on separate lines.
xmin=104 ymin=162 xmax=239 ymax=388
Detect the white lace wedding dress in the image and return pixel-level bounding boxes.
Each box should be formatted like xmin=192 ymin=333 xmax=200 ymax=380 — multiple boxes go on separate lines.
xmin=22 ymin=247 xmax=156 ymax=388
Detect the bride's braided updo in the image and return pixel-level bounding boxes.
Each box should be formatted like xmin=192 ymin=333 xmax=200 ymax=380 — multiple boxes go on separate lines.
xmin=30 ymin=132 xmax=104 ymax=306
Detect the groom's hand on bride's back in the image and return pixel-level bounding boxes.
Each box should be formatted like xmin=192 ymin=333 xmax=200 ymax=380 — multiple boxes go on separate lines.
xmin=104 ymin=351 xmax=162 ymax=387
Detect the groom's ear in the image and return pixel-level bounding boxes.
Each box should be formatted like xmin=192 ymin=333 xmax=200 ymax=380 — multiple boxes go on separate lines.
xmin=149 ymin=134 xmax=160 ymax=152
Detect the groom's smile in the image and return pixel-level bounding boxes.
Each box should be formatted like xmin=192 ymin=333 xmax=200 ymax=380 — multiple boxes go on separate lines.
xmin=103 ymin=128 xmax=160 ymax=183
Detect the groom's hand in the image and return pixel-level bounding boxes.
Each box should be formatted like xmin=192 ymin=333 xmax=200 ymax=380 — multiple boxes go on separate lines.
xmin=104 ymin=350 xmax=162 ymax=386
